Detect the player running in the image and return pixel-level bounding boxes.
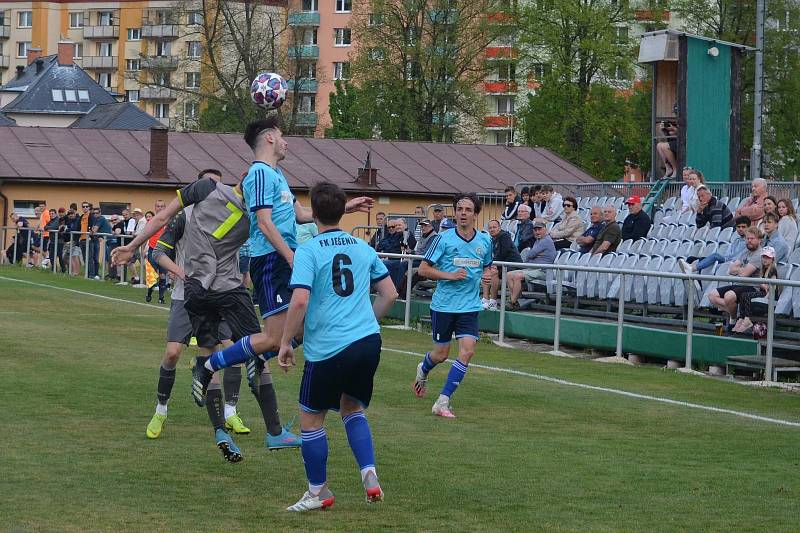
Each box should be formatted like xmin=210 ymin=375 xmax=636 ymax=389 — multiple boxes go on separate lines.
xmin=412 ymin=193 xmax=493 ymax=418
xmin=276 ymin=182 xmax=398 ymax=511
xmin=112 ymin=167 xmax=298 ymax=455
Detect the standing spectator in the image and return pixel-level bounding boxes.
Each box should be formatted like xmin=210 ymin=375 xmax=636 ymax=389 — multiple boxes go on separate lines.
xmin=45 ymin=208 xmax=66 ymax=272
xmin=514 ymin=203 xmax=534 ymax=251
xmin=592 ymin=206 xmax=622 ymax=254
xmin=3 ymin=213 xmax=30 ymax=265
xmin=621 ymin=195 xmax=652 ymax=241
xmin=760 ymin=213 xmax=789 ymax=262
xmin=735 ymin=178 xmax=769 ymax=223
xmin=506 ymin=222 xmax=556 ymax=309
xmin=412 ymin=206 xmax=425 ymax=243
xmin=38 ymin=202 xmax=51 ymax=268
xmin=64 ymin=208 xmax=82 ymax=275
xmin=500 ymin=186 xmax=521 ymax=223
xmin=776 ymin=199 xmax=798 ymax=251
xmin=708 ymin=226 xmax=764 ymax=331
xmin=77 ymin=202 xmax=98 ymax=277
xmin=680 ymin=216 xmax=750 ymax=275
xmin=549 ymin=196 xmax=585 ymax=250
xmin=127 ymin=208 xmax=142 ymax=234
xmin=368 ymin=211 xmax=388 ymax=249
xmin=695 ymin=185 xmax=734 ymax=228
xmin=481 ymin=219 xmax=522 ymax=310
xmin=536 ymin=185 xmax=563 ymax=224
xmin=732 ymin=247 xmax=780 ymax=334
xmin=92 ymin=207 xmax=112 ymax=279
xmin=576 ymin=207 xmax=605 ymax=254
xmin=110 ymin=214 xmax=128 ymax=281
xmin=396 ymin=219 xmax=416 ymax=254
xmin=431 ymin=205 xmax=446 ymax=233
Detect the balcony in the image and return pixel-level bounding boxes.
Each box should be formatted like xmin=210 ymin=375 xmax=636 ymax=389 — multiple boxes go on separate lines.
xmin=287 ymin=79 xmax=318 ymax=93
xmin=141 ymin=86 xmax=176 ymax=100
xmin=294 ymin=111 xmax=317 ymax=127
xmin=484 ymin=81 xmax=517 ymax=94
xmin=155 ymin=117 xmax=173 ymax=128
xmin=484 ymin=115 xmax=513 ymax=129
xmin=142 ymin=25 xmax=179 ymax=39
xmin=288 ymin=11 xmax=320 ymax=26
xmin=83 ymin=25 xmax=119 ymax=39
xmin=287 ymin=45 xmax=319 ymax=59
xmin=141 ymin=55 xmax=179 ymax=70
xmin=486 ymin=46 xmax=518 ymax=60
xmin=81 ymin=56 xmax=118 ymax=69
xmin=635 ymin=9 xmax=670 ymax=22
xmin=0 ymin=24 xmax=10 ymax=39
xmin=0 ymin=55 xmax=9 ymax=68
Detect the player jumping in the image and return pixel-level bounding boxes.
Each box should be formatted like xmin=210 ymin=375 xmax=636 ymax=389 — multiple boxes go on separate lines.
xmin=412 ymin=193 xmax=493 ymax=418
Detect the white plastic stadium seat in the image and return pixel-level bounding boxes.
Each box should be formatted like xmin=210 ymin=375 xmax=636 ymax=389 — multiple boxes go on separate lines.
xmin=693 ymin=225 xmax=709 ymax=241
xmin=727 ymin=197 xmax=741 ymax=212
xmin=663 ymin=197 xmax=678 ymax=211
xmin=586 ymin=253 xmax=616 ymax=299
xmin=617 ymin=239 xmax=634 ymax=254
xmin=663 ymin=240 xmax=681 ymax=257
xmin=699 ymin=263 xmax=731 ymax=308
xmin=706 ymin=227 xmax=722 ymax=242
xmin=659 ymin=257 xmax=677 ymax=305
xmin=718 ymin=227 xmax=734 ymax=243
xmin=546 ymin=250 xmax=573 ymax=294
xmin=646 ymin=256 xmax=664 ymax=304
xmin=787 ymin=247 xmax=800 ymax=265
xmin=576 ymin=253 xmax=603 ymax=297
xmin=607 ymin=254 xmax=638 ymax=300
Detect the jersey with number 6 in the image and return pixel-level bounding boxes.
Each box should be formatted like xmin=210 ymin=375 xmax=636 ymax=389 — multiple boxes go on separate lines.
xmin=289 ymin=229 xmax=389 ymax=362
xmin=176 ymin=177 xmax=248 ymax=292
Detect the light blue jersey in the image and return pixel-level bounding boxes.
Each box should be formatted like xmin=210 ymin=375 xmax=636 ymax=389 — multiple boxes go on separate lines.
xmin=290 ymin=229 xmax=389 ymax=362
xmin=424 ymin=228 xmax=493 ymax=313
xmin=242 ymin=161 xmax=297 ymax=257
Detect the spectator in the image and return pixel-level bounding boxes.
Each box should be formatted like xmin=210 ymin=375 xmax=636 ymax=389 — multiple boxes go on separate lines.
xmin=576 ymin=207 xmax=605 ymax=254
xmin=414 ymin=219 xmax=437 ymax=256
xmin=3 ymin=213 xmax=30 ymax=264
xmin=680 ymin=215 xmax=750 ymax=275
xmin=520 ymin=187 xmax=530 ymax=207
xmin=735 ymin=177 xmax=769 ymax=223
xmin=501 ymin=186 xmax=521 ymax=223
xmin=77 ymin=202 xmax=99 ymax=277
xmin=549 ymin=196 xmax=585 ymax=250
xmin=368 ymin=211 xmax=388 ymax=250
xmin=64 ymin=208 xmax=82 ymax=275
xmin=732 ymin=247 xmax=780 ymax=334
xmin=760 ymin=213 xmax=789 ymax=262
xmin=695 ymin=185 xmax=734 ymax=229
xmin=592 ymin=205 xmax=621 ymax=254
xmin=506 ymin=222 xmax=556 ymax=309
xmin=38 ymin=202 xmax=51 ymax=268
xmin=395 ymin=219 xmax=416 ymax=253
xmin=656 ymin=120 xmax=678 ymax=178
xmin=776 ymin=199 xmax=798 ymax=251
xmin=44 ymin=208 xmax=66 ymax=272
xmin=679 ymin=167 xmax=700 ymax=213
xmin=412 ymin=206 xmax=425 ymax=243
xmin=530 ymin=185 xmax=545 ymax=218
xmin=708 ymin=226 xmax=764 ymax=331
xmin=92 ymin=207 xmax=112 ymax=279
xmin=536 ymin=185 xmax=563 ymax=224
xmin=621 ymin=195 xmax=652 ymax=241
xmin=757 ymin=196 xmax=779 ymax=233
xmin=481 ymin=219 xmax=522 ymax=310
xmin=431 ymin=204 xmax=447 ymax=233
xmin=127 ymin=208 xmax=141 ymax=234
xmin=514 ymin=203 xmax=534 ymax=251
xmin=376 ymin=220 xmax=403 ymax=254
xmin=110 ymin=214 xmax=128 ymax=280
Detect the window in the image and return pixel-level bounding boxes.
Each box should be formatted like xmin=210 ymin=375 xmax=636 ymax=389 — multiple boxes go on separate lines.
xmin=98 ymin=12 xmax=114 ymax=26
xmin=17 ymin=41 xmax=31 ymax=58
xmin=303 ymin=28 xmax=318 ymax=45
xmin=154 ymin=72 xmax=170 ymax=86
xmin=125 ymin=90 xmax=140 ymax=102
xmin=369 ymin=13 xmax=383 ymax=26
xmin=156 ymin=41 xmax=171 ymax=56
xmin=78 ymin=90 xmax=90 ymax=102
xmin=98 ymin=42 xmax=113 ymax=56
xmin=332 ymin=61 xmax=350 ymax=80
xmin=185 ymin=71 xmax=200 ymax=88
xmin=614 ymin=65 xmax=629 ymax=81
xmin=69 ymin=12 xmax=84 ymax=28
xmin=186 ymin=41 xmax=201 ymax=59
xmin=335 ymin=0 xmax=352 ymax=12
xmin=52 ymin=90 xmax=64 ymax=102
xmin=126 ymin=59 xmax=140 ymax=71
xmin=301 ymin=62 xmax=316 ymax=79
xmin=496 ymin=96 xmax=515 ymax=114
xmin=73 ymin=43 xmax=83 ymax=59
xmin=154 ymin=102 xmax=169 ymax=118
xmin=302 ymin=0 xmax=318 ymax=11
xmin=187 ymin=11 xmax=202 ymax=25
xmin=13 ymin=200 xmax=45 ymax=218
xmin=497 ymin=62 xmax=516 ymax=81
xmin=404 ymin=60 xmax=419 ymax=80
xmin=127 ymin=28 xmax=141 ymax=40
xmin=368 ymin=48 xmax=384 ymax=61
xmin=405 ymin=27 xmax=419 ymax=46
xmin=99 ymin=202 xmax=129 ymax=216
xmin=494 ymin=131 xmax=512 ymax=145
xmin=155 ymin=10 xmax=171 ymax=25
xmin=531 ymin=63 xmax=550 ymax=80
xmin=334 ymin=28 xmax=351 ymax=46
xmin=300 ymin=95 xmax=315 ymax=112
xmin=615 ymin=25 xmax=628 ymax=43
xmin=18 ymin=11 xmax=32 ymax=28
xmin=184 ymin=101 xmax=199 ymax=119
xmin=64 ymin=89 xmax=77 ymax=102
xmin=97 ymin=73 xmax=112 ymax=88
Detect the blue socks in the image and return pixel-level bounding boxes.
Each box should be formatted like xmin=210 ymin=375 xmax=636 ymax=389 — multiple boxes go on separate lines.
xmin=208 ymin=336 xmax=256 ymax=371
xmin=301 ymin=428 xmax=328 ymax=491
xmin=441 ymin=359 xmax=468 ymax=398
xmin=421 ymin=352 xmax=437 ymax=374
xmin=260 ymin=338 xmax=300 ymax=362
xmin=342 ymin=412 xmax=375 ymax=473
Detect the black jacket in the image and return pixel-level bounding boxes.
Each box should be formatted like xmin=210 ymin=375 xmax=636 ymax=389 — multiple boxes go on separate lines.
xmin=493 ymin=230 xmax=523 ymax=263
xmin=621 ymin=210 xmax=652 ymax=241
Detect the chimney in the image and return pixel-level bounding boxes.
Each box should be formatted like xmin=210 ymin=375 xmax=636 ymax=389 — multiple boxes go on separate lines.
xmin=26 ymin=48 xmax=42 ymax=65
xmin=356 ymin=150 xmax=378 ymax=187
xmin=57 ymin=41 xmax=75 ymax=66
xmin=147 ymin=125 xmax=169 ymax=180
xmin=16 ymin=66 xmax=25 ymax=79
xmin=35 ymin=58 xmax=44 ymax=74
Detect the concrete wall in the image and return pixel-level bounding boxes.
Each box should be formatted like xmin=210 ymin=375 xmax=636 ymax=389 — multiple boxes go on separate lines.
xmin=6 ymin=112 xmax=77 ymax=127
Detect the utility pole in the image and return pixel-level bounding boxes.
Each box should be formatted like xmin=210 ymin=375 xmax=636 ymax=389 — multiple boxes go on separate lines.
xmin=751 ymin=0 xmax=765 ymax=181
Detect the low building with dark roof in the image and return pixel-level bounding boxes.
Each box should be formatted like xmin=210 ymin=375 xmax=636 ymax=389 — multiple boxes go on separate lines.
xmin=0 ymin=113 xmax=15 ymax=126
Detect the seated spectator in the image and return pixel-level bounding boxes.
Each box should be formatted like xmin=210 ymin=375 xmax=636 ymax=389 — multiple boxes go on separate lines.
xmin=376 ymin=221 xmax=402 ymax=254
xmin=414 ymin=219 xmax=437 ymax=256
xmin=575 ymin=207 xmax=604 ymax=254
xmin=431 ymin=204 xmax=447 ymax=233
xmin=3 ymin=213 xmax=30 ymax=265
xmin=514 ymin=203 xmax=535 ymax=251
xmin=757 ymin=196 xmax=779 ymax=233
xmin=368 ymin=211 xmax=388 ymax=249
xmin=735 ymin=177 xmax=769 ymax=223
xmin=656 ymin=120 xmax=678 ymax=178
xmin=776 ymin=199 xmax=798 ymax=251
xmin=395 ymin=218 xmax=416 ymax=253
xmin=761 ymin=213 xmax=788 ymax=262
xmin=501 ymin=186 xmax=521 ymax=223
xmin=621 ymin=195 xmax=652 ymax=241
xmin=506 ymin=222 xmax=556 ymax=309
xmin=481 ymin=219 xmax=522 ymax=310
xmin=535 ymin=185 xmax=563 ymax=224
xmin=549 ymin=196 xmax=586 ymax=250
xmin=732 ymin=247 xmax=780 ymax=334
xmin=591 ymin=206 xmax=621 ymax=254
xmin=708 ymin=226 xmax=764 ymax=331
xmin=520 ymin=186 xmax=530 ymax=207
xmin=680 ymin=216 xmax=750 ymax=274
xmin=530 ymin=185 xmax=544 ymax=218
xmin=695 ymin=185 xmax=734 ymax=229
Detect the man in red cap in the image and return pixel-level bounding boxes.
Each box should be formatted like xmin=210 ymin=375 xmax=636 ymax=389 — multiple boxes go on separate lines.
xmin=621 ymin=195 xmax=652 ymax=241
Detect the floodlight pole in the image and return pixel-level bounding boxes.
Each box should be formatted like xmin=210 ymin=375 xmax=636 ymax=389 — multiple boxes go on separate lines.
xmin=750 ymin=0 xmax=765 ymax=181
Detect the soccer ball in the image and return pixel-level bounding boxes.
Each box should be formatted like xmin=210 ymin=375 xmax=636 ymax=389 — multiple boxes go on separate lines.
xmin=250 ymin=72 xmax=288 ymax=111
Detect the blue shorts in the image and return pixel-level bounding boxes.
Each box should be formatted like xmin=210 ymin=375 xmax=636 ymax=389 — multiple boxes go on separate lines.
xmin=431 ymin=310 xmax=479 ymax=344
xmin=250 ymin=251 xmax=293 ymax=319
xmin=299 ymin=333 xmax=382 ymax=413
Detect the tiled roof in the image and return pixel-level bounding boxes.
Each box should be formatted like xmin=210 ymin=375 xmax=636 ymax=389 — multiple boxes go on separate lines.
xmin=0 ymin=126 xmax=597 ymax=194
xmin=0 ymin=113 xmax=15 ymax=126
xmin=70 ymin=102 xmax=160 ymax=130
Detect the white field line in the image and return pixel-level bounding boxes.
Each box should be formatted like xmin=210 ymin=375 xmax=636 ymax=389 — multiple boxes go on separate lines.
xmin=2 ymin=274 xmax=799 ymax=429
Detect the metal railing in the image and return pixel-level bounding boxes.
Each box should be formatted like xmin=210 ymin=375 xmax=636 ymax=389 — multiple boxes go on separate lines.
xmin=375 ymin=251 xmax=800 ymax=382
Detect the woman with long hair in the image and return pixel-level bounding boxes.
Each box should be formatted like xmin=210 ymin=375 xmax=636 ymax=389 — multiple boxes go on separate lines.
xmin=732 ymin=247 xmax=780 ymax=333
xmin=776 ymin=199 xmax=798 ymax=251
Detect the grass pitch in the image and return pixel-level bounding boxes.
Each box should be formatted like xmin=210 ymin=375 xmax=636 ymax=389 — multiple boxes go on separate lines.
xmin=1 ymin=267 xmax=799 ymax=532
